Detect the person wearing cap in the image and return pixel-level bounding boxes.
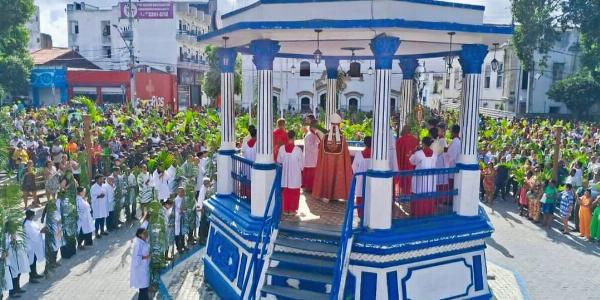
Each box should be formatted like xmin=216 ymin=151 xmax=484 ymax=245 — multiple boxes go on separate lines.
xmin=273 ymin=118 xmax=288 ymax=161
xmin=23 ymin=210 xmax=45 ymax=284
xmin=312 ymin=113 xmax=353 ymax=202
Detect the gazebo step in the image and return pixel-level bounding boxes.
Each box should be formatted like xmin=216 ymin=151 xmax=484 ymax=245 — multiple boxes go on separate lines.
xmin=279 ymin=222 xmax=341 ymax=239
xmin=270 ymin=252 xmax=335 ymax=275
xmin=261 ymin=285 xmax=329 ymax=300
xmin=275 ymin=236 xmax=338 ymax=254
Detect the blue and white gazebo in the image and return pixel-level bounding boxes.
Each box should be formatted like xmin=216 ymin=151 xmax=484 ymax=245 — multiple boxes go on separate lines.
xmin=197 ymin=1 xmax=512 ymax=299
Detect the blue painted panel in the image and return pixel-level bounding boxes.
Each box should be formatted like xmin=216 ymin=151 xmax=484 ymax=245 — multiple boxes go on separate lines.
xmin=473 ymin=255 xmax=484 ymax=291
xmin=237 ymin=253 xmax=248 ymax=290
xmin=350 ymin=245 xmax=486 ymax=268
xmin=206 ymin=228 xmax=240 ymax=281
xmin=400 ymin=258 xmax=473 ymax=300
xmin=203 ymin=257 xmax=241 ymax=300
xmin=360 ymin=272 xmax=377 ymax=300
xmin=344 ymin=270 xmax=356 ymax=299
xmin=387 ymin=271 xmax=400 ymax=300
xmin=31 ymin=68 xmax=67 ymax=88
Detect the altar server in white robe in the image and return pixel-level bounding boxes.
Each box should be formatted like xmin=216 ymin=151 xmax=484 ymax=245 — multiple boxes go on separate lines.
xmin=137 ymin=165 xmax=153 ymax=214
xmin=302 ymin=120 xmax=321 ymax=192
xmin=130 ymin=228 xmax=150 ymax=300
xmin=173 ymin=187 xmax=185 ymax=253
xmin=388 ymin=127 xmax=399 ymax=172
xmin=153 ymin=165 xmax=176 ymax=203
xmin=241 ymin=127 xmax=257 ymax=162
xmin=6 ymin=232 xmax=29 ymax=297
xmin=409 ymin=136 xmax=438 ymax=217
xmin=91 ymin=175 xmax=108 ymax=237
xmin=76 ymin=187 xmax=95 ymax=247
xmin=277 ymin=131 xmax=303 ymax=215
xmin=352 ymin=136 xmax=372 ymax=218
xmin=24 ymin=210 xmax=45 ymax=283
xmin=195 ymin=151 xmax=208 ymax=199
xmin=104 ymin=176 xmax=116 ymax=231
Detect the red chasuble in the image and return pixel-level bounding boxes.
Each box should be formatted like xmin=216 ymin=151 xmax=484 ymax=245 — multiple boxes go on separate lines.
xmin=396 ymin=133 xmax=419 ymax=195
xmin=312 ymin=134 xmax=353 ymax=200
xmin=273 ymin=128 xmax=288 ymax=160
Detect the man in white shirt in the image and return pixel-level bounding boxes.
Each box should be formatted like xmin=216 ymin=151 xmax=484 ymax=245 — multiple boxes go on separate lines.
xmin=277 ymin=131 xmax=304 ymax=216
xmin=173 ymin=187 xmax=186 ymax=253
xmin=90 ymin=175 xmax=108 ymax=238
xmin=153 ymin=165 xmax=176 ymax=203
xmin=24 ymin=210 xmax=45 ymax=283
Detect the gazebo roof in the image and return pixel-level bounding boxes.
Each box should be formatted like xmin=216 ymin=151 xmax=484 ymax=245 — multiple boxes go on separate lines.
xmin=198 ymin=0 xmax=512 ymax=59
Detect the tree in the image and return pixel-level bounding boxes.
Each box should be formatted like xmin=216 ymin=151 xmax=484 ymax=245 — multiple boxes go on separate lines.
xmin=0 ymin=0 xmax=35 ymax=100
xmin=547 ymin=72 xmax=600 ymax=117
xmin=200 ymin=45 xmax=242 ymax=104
xmin=561 ymin=0 xmax=600 ymax=80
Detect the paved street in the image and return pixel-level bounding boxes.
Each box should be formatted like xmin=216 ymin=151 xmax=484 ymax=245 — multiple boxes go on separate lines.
xmin=4 ymin=225 xmax=138 ymax=300
xmin=484 ymin=200 xmax=600 ymax=300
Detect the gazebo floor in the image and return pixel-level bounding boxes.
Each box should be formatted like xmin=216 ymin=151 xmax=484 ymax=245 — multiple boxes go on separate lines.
xmin=279 ymin=191 xmax=415 ymax=229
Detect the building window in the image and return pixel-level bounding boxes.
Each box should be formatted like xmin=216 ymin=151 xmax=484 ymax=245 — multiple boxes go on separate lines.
xmin=348 ymin=62 xmax=361 ymax=77
xmin=445 ymin=76 xmax=450 ymax=89
xmin=103 ymin=46 xmax=111 ymax=58
xmin=484 ymin=65 xmax=491 ymax=88
xmin=348 ymin=98 xmax=358 ymax=112
xmin=300 ymin=97 xmax=311 ymax=112
xmin=390 ymin=98 xmax=396 ymax=112
xmin=300 ymin=61 xmax=310 ymax=77
xmin=319 ymin=94 xmax=326 ymax=110
xmin=74 ymin=24 xmax=79 ymax=34
xmin=496 ymin=63 xmax=504 ymax=89
xmin=521 ymin=71 xmax=529 ymax=90
xmin=552 ymin=62 xmax=565 ymax=82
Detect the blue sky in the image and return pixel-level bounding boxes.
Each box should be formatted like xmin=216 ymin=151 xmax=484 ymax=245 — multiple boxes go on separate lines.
xmin=36 ymin=0 xmax=512 ymax=47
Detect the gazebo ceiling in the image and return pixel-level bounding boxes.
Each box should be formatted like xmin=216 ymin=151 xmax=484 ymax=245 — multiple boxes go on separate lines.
xmin=200 ymin=0 xmax=513 ymax=59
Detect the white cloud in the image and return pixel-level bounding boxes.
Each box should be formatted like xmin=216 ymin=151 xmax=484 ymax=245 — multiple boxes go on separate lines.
xmin=37 ymin=0 xmax=512 ymax=48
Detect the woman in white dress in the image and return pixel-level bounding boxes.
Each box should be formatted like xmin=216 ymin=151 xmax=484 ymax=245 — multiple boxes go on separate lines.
xmin=76 ymin=187 xmax=95 ymax=248
xmin=130 ymin=228 xmax=150 ymax=300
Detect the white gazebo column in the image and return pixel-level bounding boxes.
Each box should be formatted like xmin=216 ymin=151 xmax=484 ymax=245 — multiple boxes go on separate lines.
xmin=216 ymin=48 xmax=237 ymax=196
xmin=249 ymin=39 xmax=280 ymax=217
xmin=398 ymin=57 xmax=418 ymax=128
xmin=454 ymin=44 xmax=488 ymax=216
xmin=324 ymin=58 xmax=339 ymax=127
xmin=364 ymin=34 xmax=401 ymax=230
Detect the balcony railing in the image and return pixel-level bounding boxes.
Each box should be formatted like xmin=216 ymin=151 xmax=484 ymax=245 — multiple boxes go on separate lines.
xmin=231 ymin=154 xmax=253 ymax=204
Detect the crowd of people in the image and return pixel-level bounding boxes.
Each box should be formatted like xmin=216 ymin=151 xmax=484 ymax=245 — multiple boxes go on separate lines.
xmin=476 ymin=116 xmax=600 ymax=241
xmin=3 ymin=102 xmax=214 ymax=299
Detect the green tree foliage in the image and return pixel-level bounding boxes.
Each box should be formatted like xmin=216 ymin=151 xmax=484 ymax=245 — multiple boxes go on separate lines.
xmin=511 ymin=0 xmax=563 ymax=70
xmin=200 ymin=45 xmax=242 ymax=102
xmin=0 ymin=0 xmax=35 ymax=99
xmin=547 ymin=72 xmax=600 ymax=117
xmin=561 ymin=0 xmax=600 ymax=80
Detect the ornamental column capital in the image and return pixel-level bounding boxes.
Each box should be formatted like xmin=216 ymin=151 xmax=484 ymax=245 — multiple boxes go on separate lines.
xmin=249 ymin=39 xmax=280 ymax=70
xmin=217 ymin=48 xmax=237 ymax=73
xmin=398 ymin=57 xmax=419 ymax=80
xmin=370 ymin=34 xmax=401 ymax=70
xmin=459 ymin=44 xmax=488 ymax=74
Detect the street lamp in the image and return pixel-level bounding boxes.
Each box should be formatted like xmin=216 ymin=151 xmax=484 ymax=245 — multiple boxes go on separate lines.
xmin=313 ymin=29 xmax=323 ymax=64
xmin=491 ymin=43 xmax=500 ymax=72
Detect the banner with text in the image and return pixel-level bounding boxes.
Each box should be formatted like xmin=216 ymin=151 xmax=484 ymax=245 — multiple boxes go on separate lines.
xmin=120 ymin=2 xmax=173 ymax=19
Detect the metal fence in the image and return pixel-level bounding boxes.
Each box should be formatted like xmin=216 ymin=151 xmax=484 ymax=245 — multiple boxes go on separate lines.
xmin=231 ymin=154 xmax=253 ymax=203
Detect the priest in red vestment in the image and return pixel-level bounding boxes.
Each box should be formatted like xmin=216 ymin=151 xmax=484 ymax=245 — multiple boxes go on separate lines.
xmin=312 ymin=113 xmax=353 ymax=202
xmin=396 ymin=126 xmax=419 ymax=195
xmin=273 ymin=118 xmax=288 ymax=161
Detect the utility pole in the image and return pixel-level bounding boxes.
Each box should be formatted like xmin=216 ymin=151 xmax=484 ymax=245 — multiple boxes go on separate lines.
xmin=115 ymin=0 xmax=137 ymax=110
xmin=127 ymin=0 xmax=136 ymax=110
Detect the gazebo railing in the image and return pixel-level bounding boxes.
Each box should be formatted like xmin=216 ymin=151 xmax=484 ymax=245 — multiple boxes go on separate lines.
xmin=231 ymin=154 xmax=253 ymax=203
xmin=330 ymin=167 xmax=460 ymax=299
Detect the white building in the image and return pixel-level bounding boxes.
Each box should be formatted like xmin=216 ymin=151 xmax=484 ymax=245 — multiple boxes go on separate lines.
xmin=26 ymin=5 xmax=42 ymax=51
xmin=66 ymin=1 xmax=214 ymax=107
xmin=241 ymin=57 xmax=408 ymax=115
xmin=436 ymin=31 xmax=596 ymax=115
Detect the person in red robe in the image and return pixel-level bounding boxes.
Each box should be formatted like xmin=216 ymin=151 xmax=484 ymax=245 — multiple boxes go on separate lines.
xmin=312 ymin=114 xmax=353 ymax=202
xmin=396 ymin=126 xmax=419 ymax=195
xmin=273 ymin=118 xmax=288 ymax=161
xmin=277 ymin=131 xmax=303 ymax=215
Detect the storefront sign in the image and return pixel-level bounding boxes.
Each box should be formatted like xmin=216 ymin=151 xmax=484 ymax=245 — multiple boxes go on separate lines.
xmin=120 ymin=2 xmax=173 ymax=19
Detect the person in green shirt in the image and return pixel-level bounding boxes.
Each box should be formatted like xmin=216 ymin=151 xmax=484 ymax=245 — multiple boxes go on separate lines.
xmin=541 ymin=180 xmax=558 ymax=229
